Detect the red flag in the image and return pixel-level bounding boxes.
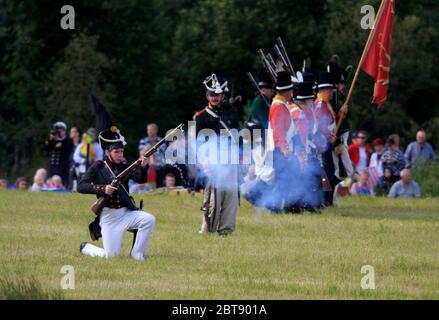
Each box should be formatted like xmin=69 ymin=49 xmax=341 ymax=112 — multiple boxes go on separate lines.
xmin=360 ymin=0 xmax=395 ymax=106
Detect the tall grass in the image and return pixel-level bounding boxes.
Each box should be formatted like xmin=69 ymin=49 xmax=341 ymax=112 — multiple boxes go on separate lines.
xmin=411 ymin=160 xmax=439 ymax=197
xmin=0 ymin=276 xmax=64 ymax=300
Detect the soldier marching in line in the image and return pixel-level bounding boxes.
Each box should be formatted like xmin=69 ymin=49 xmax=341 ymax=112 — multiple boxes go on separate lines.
xmin=314 ymin=71 xmax=339 ymax=205
xmin=289 ymin=80 xmax=325 ymax=210
xmin=267 ymin=71 xmax=302 ymax=212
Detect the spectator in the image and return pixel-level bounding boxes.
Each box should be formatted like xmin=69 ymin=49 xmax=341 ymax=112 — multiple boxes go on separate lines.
xmin=31 ymin=168 xmax=48 ymax=192
xmin=404 ymin=130 xmax=436 ymax=168
xmin=350 ymin=170 xmax=375 ymax=196
xmin=389 ymin=133 xmax=401 ymax=150
xmin=45 ymin=121 xmax=74 ymax=186
xmin=46 ymin=175 xmax=65 ymax=190
xmin=164 ymin=173 xmax=176 ymax=188
xmin=348 ymin=130 xmax=371 ymax=173
xmin=0 ymin=179 xmax=8 ymax=190
xmin=376 ymin=167 xmax=399 ymax=196
xmin=73 ymin=128 xmax=104 ymax=179
xmin=15 ymin=177 xmax=29 ymax=190
xmin=138 ymin=123 xmax=167 ymax=187
xmin=70 ymin=126 xmax=82 ymax=148
xmin=388 ymin=168 xmax=421 ymax=198
xmin=35 ymin=168 xmax=48 ymax=181
xmin=369 ymin=138 xmax=385 ymax=178
xmin=382 ymin=136 xmax=406 ymax=178
xmin=129 ymin=183 xmax=152 ymax=194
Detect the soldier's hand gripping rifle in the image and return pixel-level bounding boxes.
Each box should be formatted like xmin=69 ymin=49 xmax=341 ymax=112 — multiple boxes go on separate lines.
xmin=91 ymin=123 xmax=184 ymax=215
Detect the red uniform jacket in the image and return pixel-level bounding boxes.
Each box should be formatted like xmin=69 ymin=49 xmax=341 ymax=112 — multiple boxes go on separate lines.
xmin=314 ymin=95 xmax=336 ymax=140
xmin=269 ymin=95 xmax=292 ymax=152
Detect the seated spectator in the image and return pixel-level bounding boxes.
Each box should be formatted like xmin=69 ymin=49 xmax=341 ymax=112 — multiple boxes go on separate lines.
xmin=31 ymin=175 xmax=47 ymax=192
xmin=388 ymin=169 xmax=421 ymax=198
xmin=376 ymin=167 xmax=399 ymax=196
xmin=369 ymin=138 xmax=385 ymax=178
xmin=0 ymin=179 xmax=8 ymax=190
xmin=46 ymin=175 xmax=65 ymax=191
xmin=129 ymin=183 xmax=152 ymax=194
xmin=73 ymin=128 xmax=103 ymax=179
xmin=35 ymin=168 xmax=48 ymax=181
xmin=348 ymin=130 xmax=372 ymax=174
xmin=164 ymin=173 xmax=176 ymax=188
xmin=382 ymin=136 xmax=406 ymax=178
xmin=405 ymin=130 xmax=436 ymax=168
xmin=350 ymin=170 xmax=375 ymax=196
xmin=30 ymin=168 xmax=48 ymax=192
xmin=15 ymin=177 xmax=29 ymax=190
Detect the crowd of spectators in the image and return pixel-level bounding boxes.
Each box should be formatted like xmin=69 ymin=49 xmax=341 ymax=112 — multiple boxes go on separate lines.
xmin=0 ymin=121 xmax=189 ymax=194
xmin=343 ymin=130 xmax=435 ymax=199
xmin=0 ymin=121 xmax=436 ymax=202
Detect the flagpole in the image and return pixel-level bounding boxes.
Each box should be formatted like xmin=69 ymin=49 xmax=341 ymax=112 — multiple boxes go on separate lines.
xmin=335 ymin=0 xmax=388 ymax=133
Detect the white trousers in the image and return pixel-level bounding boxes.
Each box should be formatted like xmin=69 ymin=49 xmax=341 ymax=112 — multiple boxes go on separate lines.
xmin=83 ymin=207 xmax=155 ymax=261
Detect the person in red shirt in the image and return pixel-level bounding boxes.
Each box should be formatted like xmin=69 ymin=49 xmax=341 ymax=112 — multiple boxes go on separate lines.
xmin=348 ymin=130 xmax=372 ymax=173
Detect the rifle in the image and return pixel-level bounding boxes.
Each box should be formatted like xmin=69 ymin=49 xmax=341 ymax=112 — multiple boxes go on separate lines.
xmin=276 ymin=37 xmax=296 ymax=77
xmin=247 ymin=72 xmax=271 ymax=108
xmin=274 ymin=44 xmax=292 ymax=75
xmin=90 ymin=123 xmax=184 ymax=215
xmin=258 ymin=49 xmax=277 ymax=84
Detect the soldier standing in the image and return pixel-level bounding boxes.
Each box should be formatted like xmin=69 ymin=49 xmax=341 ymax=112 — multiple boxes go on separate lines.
xmin=314 ymin=71 xmax=337 ymax=205
xmin=249 ymin=69 xmax=274 ymax=130
xmin=327 ymin=59 xmax=354 ymax=181
xmin=268 ymin=71 xmax=300 ymax=212
xmin=195 ymin=74 xmax=240 ymax=236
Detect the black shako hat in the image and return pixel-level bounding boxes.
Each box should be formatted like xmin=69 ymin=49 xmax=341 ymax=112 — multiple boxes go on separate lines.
xmin=258 ymin=68 xmax=273 ymax=88
xmin=275 ymin=71 xmax=294 ymax=91
xmin=98 ymin=126 xmax=126 ymax=150
xmin=326 ymin=60 xmax=347 ymax=84
xmin=317 ymin=71 xmax=335 ymax=90
xmin=203 ymin=74 xmax=228 ymax=95
xmin=294 ymin=82 xmax=316 ymax=101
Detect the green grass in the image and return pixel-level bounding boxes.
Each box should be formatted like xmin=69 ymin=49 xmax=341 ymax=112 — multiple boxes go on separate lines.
xmin=0 ymin=191 xmax=438 ymax=299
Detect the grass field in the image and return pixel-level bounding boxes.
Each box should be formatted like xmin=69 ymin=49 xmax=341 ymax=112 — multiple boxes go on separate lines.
xmin=0 ymin=191 xmax=438 ymax=299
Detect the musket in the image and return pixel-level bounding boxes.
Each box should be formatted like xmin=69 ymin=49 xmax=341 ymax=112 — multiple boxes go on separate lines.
xmin=247 ymin=72 xmax=271 ymax=108
xmin=274 ymin=44 xmax=292 ymax=75
xmin=90 ymin=123 xmax=184 ymax=215
xmin=266 ymin=53 xmax=277 ymax=71
xmin=276 ymin=37 xmax=296 ymax=77
xmin=258 ymin=49 xmax=277 ymax=84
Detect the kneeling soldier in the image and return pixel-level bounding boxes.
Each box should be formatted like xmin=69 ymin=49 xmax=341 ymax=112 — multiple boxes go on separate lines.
xmin=78 ymin=126 xmax=155 ymax=261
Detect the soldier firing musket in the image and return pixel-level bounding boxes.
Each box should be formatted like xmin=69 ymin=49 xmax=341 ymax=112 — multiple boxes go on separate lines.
xmin=77 ymin=124 xmax=183 ymax=260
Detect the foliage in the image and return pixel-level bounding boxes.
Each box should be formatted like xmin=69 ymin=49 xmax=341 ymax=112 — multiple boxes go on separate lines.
xmin=411 ymin=160 xmax=439 ymax=197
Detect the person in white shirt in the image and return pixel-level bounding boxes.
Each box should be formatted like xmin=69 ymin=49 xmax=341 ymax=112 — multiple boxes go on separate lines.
xmin=369 ymin=138 xmax=385 ymax=178
xmin=73 ymin=128 xmax=104 ymax=179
